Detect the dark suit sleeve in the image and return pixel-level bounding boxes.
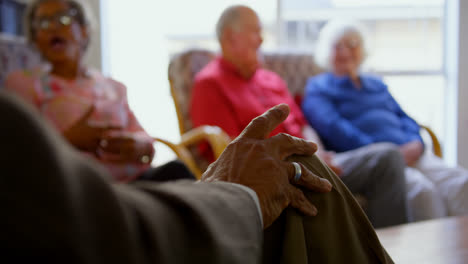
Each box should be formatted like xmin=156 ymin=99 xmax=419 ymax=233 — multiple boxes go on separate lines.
xmin=0 ymin=92 xmax=262 ymax=264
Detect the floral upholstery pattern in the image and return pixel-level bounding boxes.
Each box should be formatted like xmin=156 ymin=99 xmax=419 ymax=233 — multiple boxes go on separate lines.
xmin=0 ymin=36 xmax=40 ymax=88
xmin=167 ymin=49 xmax=323 ymax=134
xmin=168 ymin=49 xmax=216 ymax=134
xmin=262 ymin=52 xmax=324 ymax=98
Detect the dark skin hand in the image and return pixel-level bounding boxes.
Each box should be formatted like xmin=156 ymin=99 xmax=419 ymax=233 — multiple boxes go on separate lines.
xmin=62 ymin=106 xmax=119 ymax=153
xmin=63 ymin=106 xmax=153 ymax=163
xmin=202 ymin=104 xmax=333 ymax=228
xmin=98 ymin=132 xmax=154 ymax=163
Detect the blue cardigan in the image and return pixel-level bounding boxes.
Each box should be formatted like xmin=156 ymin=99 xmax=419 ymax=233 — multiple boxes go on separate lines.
xmin=301 ymin=72 xmax=423 ymax=153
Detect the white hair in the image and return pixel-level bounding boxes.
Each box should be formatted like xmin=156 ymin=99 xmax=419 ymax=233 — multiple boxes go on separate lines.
xmin=215 ymin=5 xmax=249 ymax=41
xmin=314 ymin=19 xmax=369 ymax=70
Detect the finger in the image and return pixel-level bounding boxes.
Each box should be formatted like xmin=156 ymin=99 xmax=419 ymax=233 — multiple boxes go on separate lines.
xmin=287 ymin=162 xmax=332 ymax=192
xmin=268 ymin=133 xmax=318 ymax=159
xmin=100 ymin=137 xmax=131 ymax=152
xmin=288 ymin=186 xmax=317 ymax=216
xmin=81 ymin=105 xmax=95 ymax=121
xmin=101 ymin=142 xmax=122 ymax=153
xmin=73 ymin=105 xmax=95 ymax=127
xmin=239 ymin=104 xmax=290 ymax=140
xmin=87 ymin=121 xmax=123 ymax=131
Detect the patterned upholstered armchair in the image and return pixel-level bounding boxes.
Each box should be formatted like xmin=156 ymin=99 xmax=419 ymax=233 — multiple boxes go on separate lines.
xmin=0 ymin=35 xmax=40 ymax=87
xmin=166 ymin=49 xmax=231 ymax=178
xmin=167 ymin=49 xmax=328 ymax=178
xmin=167 ymin=48 xmax=443 ymax=178
xmin=168 ymin=49 xmax=324 ymax=134
xmin=262 ymin=52 xmax=442 ymax=157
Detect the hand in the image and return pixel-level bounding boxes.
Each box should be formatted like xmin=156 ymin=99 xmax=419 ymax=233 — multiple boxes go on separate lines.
xmin=400 ymin=141 xmax=424 ymax=166
xmin=202 ymin=104 xmax=333 ymax=228
xmin=63 ymin=106 xmax=120 ymax=152
xmin=316 ymin=151 xmax=343 ymax=177
xmin=98 ymin=132 xmax=154 ymax=163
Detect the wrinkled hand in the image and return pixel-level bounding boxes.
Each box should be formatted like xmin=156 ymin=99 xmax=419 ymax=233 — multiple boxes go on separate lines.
xmin=400 ymin=141 xmax=424 ymax=166
xmin=98 ymin=132 xmax=154 ymax=163
xmin=202 ymin=104 xmax=333 ymax=228
xmin=316 ymin=150 xmax=343 ymax=176
xmin=63 ymin=106 xmax=120 ymax=152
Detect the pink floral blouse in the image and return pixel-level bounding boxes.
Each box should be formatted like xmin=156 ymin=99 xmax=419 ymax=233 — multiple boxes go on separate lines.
xmin=5 ymin=67 xmax=154 ymax=182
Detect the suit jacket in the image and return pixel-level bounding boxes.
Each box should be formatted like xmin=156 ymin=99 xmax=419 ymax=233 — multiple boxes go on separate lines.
xmin=0 ymin=92 xmax=262 ymax=264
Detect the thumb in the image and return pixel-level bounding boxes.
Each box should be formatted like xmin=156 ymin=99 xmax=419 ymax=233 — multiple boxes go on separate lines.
xmin=76 ymin=104 xmax=95 ymax=125
xmin=239 ymin=104 xmax=290 ymax=140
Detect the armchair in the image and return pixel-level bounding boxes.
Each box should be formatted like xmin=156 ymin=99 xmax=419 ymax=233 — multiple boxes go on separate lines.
xmin=153 ymin=125 xmax=230 ymax=178
xmin=0 ymin=34 xmax=40 ymax=87
xmin=167 ymin=48 xmax=443 ymax=178
xmin=166 ymin=49 xmax=231 ymax=178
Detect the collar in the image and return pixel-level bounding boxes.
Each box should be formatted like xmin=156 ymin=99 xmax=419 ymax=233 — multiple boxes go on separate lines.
xmin=217 ymin=56 xmax=258 ymax=80
xmin=331 ymin=73 xmax=353 ymax=85
xmin=329 ymin=73 xmax=381 ymax=92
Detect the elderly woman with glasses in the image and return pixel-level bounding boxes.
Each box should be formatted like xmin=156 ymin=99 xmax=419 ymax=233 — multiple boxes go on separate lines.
xmin=302 ymin=19 xmax=468 ymax=221
xmin=4 ymin=0 xmax=194 ymax=182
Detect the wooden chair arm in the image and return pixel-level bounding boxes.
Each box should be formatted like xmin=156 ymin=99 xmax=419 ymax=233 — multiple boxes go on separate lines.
xmin=420 ymin=125 xmax=442 ymax=158
xmin=153 ymin=137 xmax=203 ymax=178
xmin=179 ymin=125 xmax=231 ymax=159
xmin=153 ymin=125 xmax=231 ymax=179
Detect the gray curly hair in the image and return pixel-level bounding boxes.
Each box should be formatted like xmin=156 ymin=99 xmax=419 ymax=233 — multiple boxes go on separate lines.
xmin=24 ymin=0 xmax=96 ymax=51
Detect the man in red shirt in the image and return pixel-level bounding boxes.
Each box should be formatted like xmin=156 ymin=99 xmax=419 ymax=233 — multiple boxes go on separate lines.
xmin=190 ymin=5 xmax=409 ymax=228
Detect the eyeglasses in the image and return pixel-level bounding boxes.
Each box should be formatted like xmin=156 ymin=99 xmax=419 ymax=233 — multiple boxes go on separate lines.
xmin=334 ymin=38 xmax=361 ymax=51
xmin=32 ymin=9 xmax=78 ymax=30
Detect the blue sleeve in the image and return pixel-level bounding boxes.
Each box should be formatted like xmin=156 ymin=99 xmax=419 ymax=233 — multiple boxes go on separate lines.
xmin=301 ymin=77 xmax=374 ymax=152
xmin=387 ymin=91 xmax=424 ymax=145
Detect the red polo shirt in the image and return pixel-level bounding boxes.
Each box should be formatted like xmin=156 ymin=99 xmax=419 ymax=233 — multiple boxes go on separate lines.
xmin=190 ymin=57 xmax=306 ymax=140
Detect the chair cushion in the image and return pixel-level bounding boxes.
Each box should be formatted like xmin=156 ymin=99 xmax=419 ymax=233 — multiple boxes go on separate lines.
xmin=262 ymin=52 xmax=323 ymax=97
xmin=168 ymin=49 xmax=215 ymax=133
xmin=0 ymin=35 xmax=40 ymax=87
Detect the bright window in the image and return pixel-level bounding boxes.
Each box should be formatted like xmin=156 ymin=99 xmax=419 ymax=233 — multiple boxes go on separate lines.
xmin=104 ymin=0 xmax=447 ymax=164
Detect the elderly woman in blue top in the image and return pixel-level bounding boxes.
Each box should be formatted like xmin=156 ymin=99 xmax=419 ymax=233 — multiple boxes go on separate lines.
xmin=302 ymin=20 xmax=468 ymax=221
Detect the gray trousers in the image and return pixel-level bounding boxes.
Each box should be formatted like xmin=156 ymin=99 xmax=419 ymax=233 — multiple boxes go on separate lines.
xmin=334 ymin=143 xmax=409 ymax=228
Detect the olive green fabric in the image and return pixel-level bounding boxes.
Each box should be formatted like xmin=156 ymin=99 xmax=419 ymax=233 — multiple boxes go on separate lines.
xmin=263 ymin=155 xmax=394 ymax=264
